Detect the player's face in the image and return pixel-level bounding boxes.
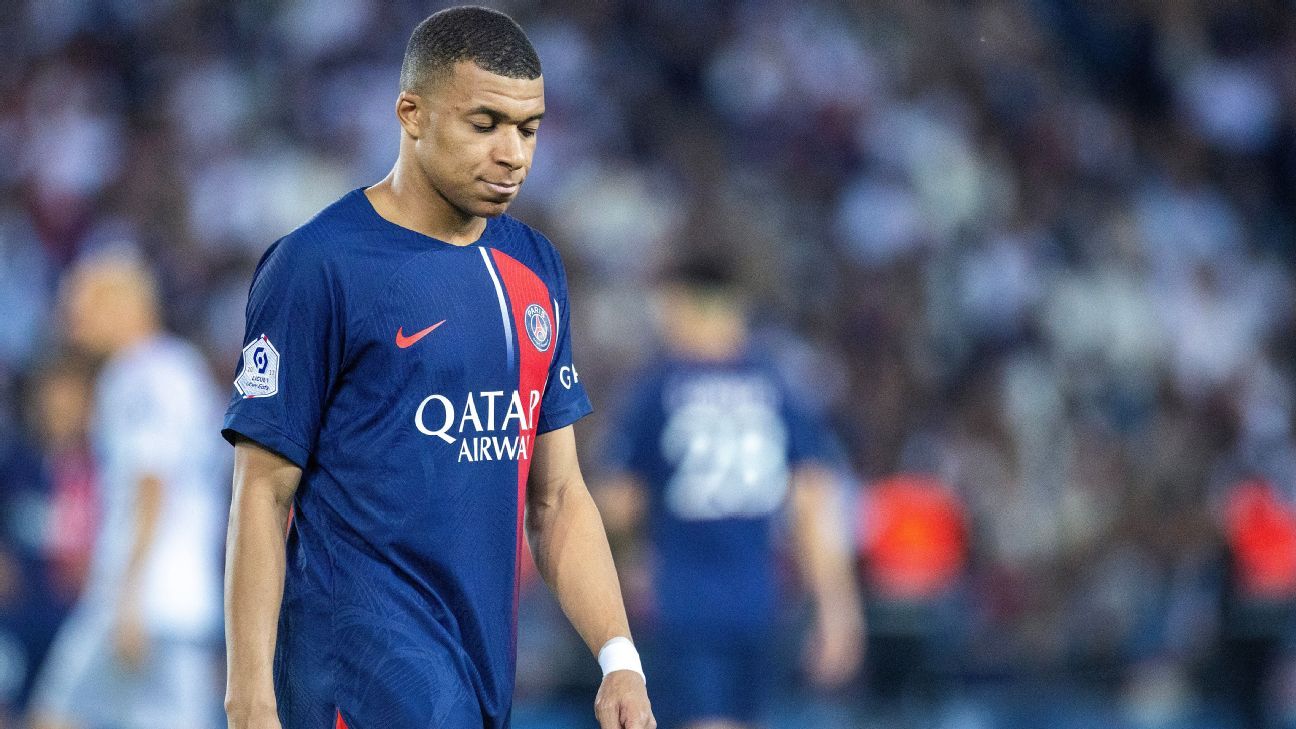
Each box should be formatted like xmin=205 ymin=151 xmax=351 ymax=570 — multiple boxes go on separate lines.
xmin=61 ymin=272 xmax=116 ymax=357
xmin=414 ymin=62 xmax=544 ymax=219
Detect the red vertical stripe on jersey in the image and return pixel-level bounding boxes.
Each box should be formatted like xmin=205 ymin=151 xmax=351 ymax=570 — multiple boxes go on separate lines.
xmin=488 ymin=249 xmax=555 ymax=614
xmin=335 ymin=709 xmax=349 ymax=729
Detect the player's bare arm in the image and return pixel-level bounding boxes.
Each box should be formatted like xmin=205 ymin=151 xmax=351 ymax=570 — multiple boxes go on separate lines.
xmin=114 ymin=473 xmax=162 ymax=668
xmin=790 ymin=464 xmax=866 ymax=689
xmin=527 ymin=426 xmax=656 ymax=729
xmin=224 ymin=439 xmax=302 ymax=728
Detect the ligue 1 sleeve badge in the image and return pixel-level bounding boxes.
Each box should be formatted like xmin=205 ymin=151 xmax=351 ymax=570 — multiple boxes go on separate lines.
xmin=235 ymin=334 xmax=280 ymax=398
xmin=524 ymin=303 xmax=552 ymax=352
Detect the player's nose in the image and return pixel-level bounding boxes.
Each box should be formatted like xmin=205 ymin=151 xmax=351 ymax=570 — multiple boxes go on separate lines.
xmin=493 ymin=128 xmax=527 ymax=170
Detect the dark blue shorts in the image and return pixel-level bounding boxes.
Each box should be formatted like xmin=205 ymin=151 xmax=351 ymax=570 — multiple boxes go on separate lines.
xmin=642 ymin=625 xmax=775 ymax=728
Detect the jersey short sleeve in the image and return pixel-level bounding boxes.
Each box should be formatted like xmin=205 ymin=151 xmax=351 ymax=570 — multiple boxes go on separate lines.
xmin=602 ymin=369 xmax=664 ymax=480
xmin=784 ymin=395 xmax=840 ymax=469
xmin=221 ymin=237 xmax=346 ymax=468
xmin=534 ymin=258 xmax=592 ymax=434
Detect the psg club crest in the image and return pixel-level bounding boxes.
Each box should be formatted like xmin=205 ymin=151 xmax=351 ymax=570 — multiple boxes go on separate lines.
xmin=235 ymin=334 xmax=280 ymax=398
xmin=524 ymin=303 xmax=552 ymax=352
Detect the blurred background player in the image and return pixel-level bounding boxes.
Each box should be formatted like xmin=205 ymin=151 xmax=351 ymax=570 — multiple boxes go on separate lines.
xmin=23 ymin=361 xmax=98 ymax=611
xmin=26 ymin=252 xmax=224 ymax=729
xmin=0 ymin=357 xmax=98 ymax=725
xmin=597 ymin=256 xmax=864 ymax=729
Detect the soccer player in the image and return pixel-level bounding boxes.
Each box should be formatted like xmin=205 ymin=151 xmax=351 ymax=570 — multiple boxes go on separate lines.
xmin=220 ymin=7 xmax=653 ymax=729
xmin=598 ymin=257 xmax=864 ymax=729
xmin=29 ymin=252 xmax=225 ymax=729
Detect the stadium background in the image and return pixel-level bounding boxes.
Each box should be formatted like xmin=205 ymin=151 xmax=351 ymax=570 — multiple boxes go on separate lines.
xmin=2 ymin=0 xmax=1296 ymax=727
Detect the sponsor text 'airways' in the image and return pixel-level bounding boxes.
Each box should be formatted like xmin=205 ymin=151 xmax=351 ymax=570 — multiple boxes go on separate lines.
xmin=414 ymin=389 xmax=542 ymax=463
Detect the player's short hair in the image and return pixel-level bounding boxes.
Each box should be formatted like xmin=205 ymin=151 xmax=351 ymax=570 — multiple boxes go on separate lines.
xmin=399 ymin=6 xmax=541 ymax=92
xmin=661 ymin=254 xmax=742 ymax=298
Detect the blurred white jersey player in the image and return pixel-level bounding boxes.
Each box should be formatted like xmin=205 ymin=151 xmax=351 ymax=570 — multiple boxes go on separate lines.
xmin=30 ymin=252 xmax=224 ymax=729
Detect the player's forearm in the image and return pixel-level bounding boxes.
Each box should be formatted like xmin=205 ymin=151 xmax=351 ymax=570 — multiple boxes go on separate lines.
xmin=791 ymin=467 xmax=862 ymax=612
xmin=224 ymin=485 xmax=290 ymax=713
xmin=120 ymin=474 xmax=163 ymax=603
xmin=224 ymin=444 xmax=300 ymax=715
xmin=526 ymin=478 xmax=633 ymax=655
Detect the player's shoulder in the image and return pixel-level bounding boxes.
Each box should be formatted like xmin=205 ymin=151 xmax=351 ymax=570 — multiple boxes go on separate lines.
xmin=101 ymin=335 xmax=214 ymax=404
xmin=493 ymin=212 xmax=555 ymax=249
xmin=142 ymin=334 xmax=206 ymax=369
xmin=252 ymin=188 xmax=374 ymax=286
xmin=744 ymin=349 xmax=804 ymax=403
xmin=617 ymin=353 xmax=673 ymax=404
xmin=492 ymin=214 xmax=567 ymax=279
xmin=272 ymin=188 xmax=369 ymax=259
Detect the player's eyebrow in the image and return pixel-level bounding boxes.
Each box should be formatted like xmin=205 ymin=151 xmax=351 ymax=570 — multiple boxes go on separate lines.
xmin=465 ymin=106 xmax=544 ymax=124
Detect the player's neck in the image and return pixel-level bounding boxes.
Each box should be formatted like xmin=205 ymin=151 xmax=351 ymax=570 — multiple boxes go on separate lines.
xmin=369 ymin=169 xmax=486 ymax=246
xmin=668 ymin=323 xmax=747 ymax=362
xmin=112 ymin=320 xmax=159 ymax=355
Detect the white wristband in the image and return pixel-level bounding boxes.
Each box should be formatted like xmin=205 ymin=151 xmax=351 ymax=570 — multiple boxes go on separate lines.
xmin=597 ymin=637 xmax=645 ymax=683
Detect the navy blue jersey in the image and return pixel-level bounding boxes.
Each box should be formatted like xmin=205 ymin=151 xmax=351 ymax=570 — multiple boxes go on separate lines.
xmin=605 ymin=353 xmax=832 ymax=633
xmin=221 ymin=188 xmax=591 ymax=729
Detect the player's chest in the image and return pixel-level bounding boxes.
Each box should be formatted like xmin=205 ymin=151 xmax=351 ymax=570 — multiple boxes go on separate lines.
xmin=359 ymin=246 xmax=558 ymax=388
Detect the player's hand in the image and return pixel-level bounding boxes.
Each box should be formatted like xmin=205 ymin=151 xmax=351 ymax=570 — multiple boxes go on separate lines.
xmin=113 ymin=602 xmax=150 ymax=670
xmin=594 ymin=669 xmax=655 ymax=729
xmin=803 ymin=606 xmax=865 ymax=689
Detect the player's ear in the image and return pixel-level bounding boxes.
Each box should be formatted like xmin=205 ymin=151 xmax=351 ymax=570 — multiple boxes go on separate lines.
xmin=396 ymin=91 xmax=424 ymax=139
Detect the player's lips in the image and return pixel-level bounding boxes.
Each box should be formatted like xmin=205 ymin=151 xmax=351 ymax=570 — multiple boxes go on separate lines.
xmin=481 ymin=179 xmax=520 ymax=196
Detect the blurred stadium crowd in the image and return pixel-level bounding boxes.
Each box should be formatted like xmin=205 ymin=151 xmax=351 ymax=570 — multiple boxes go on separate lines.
xmin=3 ymin=0 xmax=1296 ymax=727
